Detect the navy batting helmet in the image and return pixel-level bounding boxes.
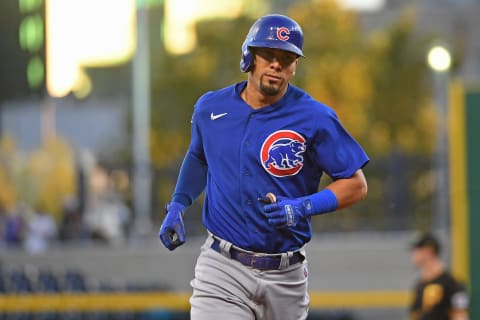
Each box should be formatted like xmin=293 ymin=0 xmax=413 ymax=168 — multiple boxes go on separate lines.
xmin=240 ymin=14 xmax=304 ymax=72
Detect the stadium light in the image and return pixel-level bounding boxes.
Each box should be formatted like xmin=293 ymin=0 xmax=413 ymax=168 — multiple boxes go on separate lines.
xmin=427 ymin=45 xmax=452 ymax=73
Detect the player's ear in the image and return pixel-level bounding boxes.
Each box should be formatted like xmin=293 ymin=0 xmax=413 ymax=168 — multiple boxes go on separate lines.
xmin=292 ymin=60 xmax=299 ymax=76
xmin=250 ymin=54 xmax=256 ymax=71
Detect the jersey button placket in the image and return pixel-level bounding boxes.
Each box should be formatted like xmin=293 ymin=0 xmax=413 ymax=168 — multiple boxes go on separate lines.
xmin=240 ymin=112 xmax=257 ymax=246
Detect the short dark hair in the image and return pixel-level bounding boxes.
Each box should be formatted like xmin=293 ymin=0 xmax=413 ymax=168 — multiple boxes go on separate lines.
xmin=411 ymin=233 xmax=441 ymax=256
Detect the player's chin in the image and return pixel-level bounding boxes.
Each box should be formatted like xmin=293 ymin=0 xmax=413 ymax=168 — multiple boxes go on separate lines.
xmin=260 ymin=82 xmax=282 ymax=97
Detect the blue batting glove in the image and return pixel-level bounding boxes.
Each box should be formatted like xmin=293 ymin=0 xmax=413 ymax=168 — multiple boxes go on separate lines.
xmin=159 ymin=202 xmax=186 ymax=250
xmin=262 ymin=196 xmax=313 ymax=228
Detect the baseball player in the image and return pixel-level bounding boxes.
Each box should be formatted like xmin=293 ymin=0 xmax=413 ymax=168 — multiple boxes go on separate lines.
xmin=159 ymin=14 xmax=369 ymax=320
xmin=409 ymin=233 xmax=469 ymax=320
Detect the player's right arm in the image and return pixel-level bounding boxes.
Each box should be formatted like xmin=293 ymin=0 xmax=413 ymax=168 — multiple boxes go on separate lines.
xmin=172 ymin=104 xmax=208 ymax=206
xmin=159 ymin=107 xmax=207 ymax=250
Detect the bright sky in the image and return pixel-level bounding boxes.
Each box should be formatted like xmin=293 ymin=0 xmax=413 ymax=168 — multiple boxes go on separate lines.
xmin=46 ymin=0 xmax=135 ymax=98
xmin=338 ymin=0 xmax=385 ymax=11
xmin=164 ymin=0 xmax=254 ymax=55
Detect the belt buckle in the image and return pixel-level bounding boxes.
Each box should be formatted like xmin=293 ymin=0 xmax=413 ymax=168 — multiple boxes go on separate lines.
xmin=250 ymin=255 xmax=257 ymax=268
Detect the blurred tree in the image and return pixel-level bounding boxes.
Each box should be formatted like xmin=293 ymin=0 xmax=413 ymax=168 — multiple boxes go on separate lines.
xmin=0 ymin=135 xmax=76 ymax=224
xmin=22 ymin=138 xmax=76 ymax=223
xmin=363 ymin=9 xmax=439 ymax=229
xmin=0 ymin=136 xmax=19 ymax=212
xmin=366 ymin=9 xmax=437 ymax=156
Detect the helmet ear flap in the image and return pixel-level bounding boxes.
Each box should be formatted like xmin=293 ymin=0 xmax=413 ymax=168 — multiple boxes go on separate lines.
xmin=240 ymin=43 xmax=252 ymax=72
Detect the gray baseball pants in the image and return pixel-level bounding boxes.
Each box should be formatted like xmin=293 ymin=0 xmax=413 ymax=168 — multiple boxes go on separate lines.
xmin=189 ymin=235 xmax=310 ymax=320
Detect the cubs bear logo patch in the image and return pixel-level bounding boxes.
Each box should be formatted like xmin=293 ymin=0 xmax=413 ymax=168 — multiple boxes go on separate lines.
xmin=260 ymin=130 xmax=306 ymax=177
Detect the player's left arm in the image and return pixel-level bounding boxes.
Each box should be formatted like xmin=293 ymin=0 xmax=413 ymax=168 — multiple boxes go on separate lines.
xmin=262 ymin=107 xmax=369 ymax=228
xmin=263 ymin=169 xmax=367 ymax=228
xmin=323 ymin=168 xmax=368 ymax=209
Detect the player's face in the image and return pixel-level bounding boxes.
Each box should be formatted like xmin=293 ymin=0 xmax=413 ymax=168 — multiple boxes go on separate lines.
xmin=411 ymin=247 xmax=435 ymax=268
xmin=252 ymin=48 xmax=298 ymax=97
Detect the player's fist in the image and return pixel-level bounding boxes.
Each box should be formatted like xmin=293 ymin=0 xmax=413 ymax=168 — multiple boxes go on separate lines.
xmin=159 ymin=202 xmax=186 ymax=251
xmin=262 ymin=195 xmax=313 ymax=228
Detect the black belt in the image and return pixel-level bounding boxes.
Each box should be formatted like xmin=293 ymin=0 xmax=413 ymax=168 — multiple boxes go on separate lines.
xmin=210 ymin=238 xmax=304 ymax=270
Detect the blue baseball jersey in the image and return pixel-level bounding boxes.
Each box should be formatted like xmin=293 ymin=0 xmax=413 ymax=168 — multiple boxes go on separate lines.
xmin=176 ymin=81 xmax=369 ymax=253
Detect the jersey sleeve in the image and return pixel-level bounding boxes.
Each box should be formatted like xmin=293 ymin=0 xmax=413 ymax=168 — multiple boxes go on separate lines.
xmin=311 ymin=107 xmax=369 ymax=180
xmin=450 ymin=281 xmax=469 ymax=311
xmin=171 ymin=106 xmax=208 ymax=206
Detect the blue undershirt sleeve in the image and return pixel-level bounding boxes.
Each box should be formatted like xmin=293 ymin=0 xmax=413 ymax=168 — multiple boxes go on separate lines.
xmin=172 ymin=151 xmax=207 ymax=207
xmin=171 ymin=109 xmax=207 ymax=207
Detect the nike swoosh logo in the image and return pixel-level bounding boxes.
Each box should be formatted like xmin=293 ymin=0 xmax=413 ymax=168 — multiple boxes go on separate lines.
xmin=210 ymin=112 xmax=228 ymax=120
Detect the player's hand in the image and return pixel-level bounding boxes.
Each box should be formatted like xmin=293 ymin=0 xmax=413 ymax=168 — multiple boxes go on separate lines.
xmin=159 ymin=202 xmax=186 ymax=251
xmin=262 ymin=195 xmax=313 ymax=228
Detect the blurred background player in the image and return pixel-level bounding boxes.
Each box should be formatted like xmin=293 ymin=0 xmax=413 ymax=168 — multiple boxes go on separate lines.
xmin=410 ymin=233 xmax=469 ymax=320
xmin=159 ymin=13 xmax=369 ymax=319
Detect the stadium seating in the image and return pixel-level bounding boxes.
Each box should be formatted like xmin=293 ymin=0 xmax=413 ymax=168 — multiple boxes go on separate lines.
xmin=0 ymin=265 xmax=355 ymax=319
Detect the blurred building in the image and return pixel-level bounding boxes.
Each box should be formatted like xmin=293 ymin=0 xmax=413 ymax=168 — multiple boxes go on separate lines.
xmin=0 ymin=97 xmax=129 ymax=154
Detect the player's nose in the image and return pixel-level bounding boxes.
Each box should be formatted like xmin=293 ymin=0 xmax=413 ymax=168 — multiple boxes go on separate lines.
xmin=269 ymin=58 xmax=282 ymax=69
